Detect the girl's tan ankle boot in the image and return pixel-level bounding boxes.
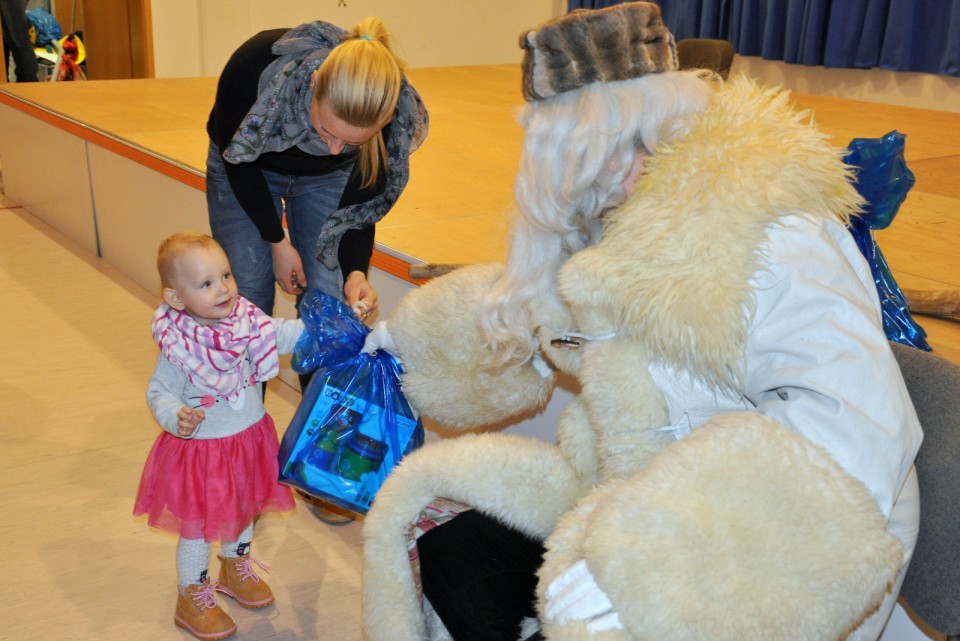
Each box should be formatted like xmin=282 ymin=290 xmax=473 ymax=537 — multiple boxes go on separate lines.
xmin=174 ymin=579 xmax=237 ymax=640
xmin=216 ymin=554 xmax=275 ymax=609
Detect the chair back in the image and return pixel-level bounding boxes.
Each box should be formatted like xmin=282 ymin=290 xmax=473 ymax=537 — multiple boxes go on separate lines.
xmin=891 ymin=341 xmax=960 ymax=637
xmin=676 ymin=38 xmax=735 ymax=80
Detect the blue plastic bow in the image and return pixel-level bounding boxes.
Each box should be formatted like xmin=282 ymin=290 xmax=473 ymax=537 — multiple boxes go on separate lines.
xmin=844 ymin=130 xmax=930 ymax=351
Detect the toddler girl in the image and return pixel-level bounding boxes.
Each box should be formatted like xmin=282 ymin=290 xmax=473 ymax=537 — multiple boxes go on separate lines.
xmin=134 ymin=231 xmax=301 ymax=640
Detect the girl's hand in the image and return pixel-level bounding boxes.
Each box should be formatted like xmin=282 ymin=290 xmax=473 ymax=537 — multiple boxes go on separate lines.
xmin=271 ymin=237 xmax=307 ymax=295
xmin=344 ymin=271 xmax=379 ymax=321
xmin=177 ymin=406 xmax=205 ymax=438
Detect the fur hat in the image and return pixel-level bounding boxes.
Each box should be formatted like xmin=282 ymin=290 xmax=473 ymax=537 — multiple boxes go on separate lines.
xmin=520 ymin=2 xmax=678 ymax=102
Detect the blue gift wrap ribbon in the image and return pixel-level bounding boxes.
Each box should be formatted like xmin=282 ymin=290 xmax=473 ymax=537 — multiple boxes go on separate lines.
xmin=844 ymin=130 xmax=930 ymax=351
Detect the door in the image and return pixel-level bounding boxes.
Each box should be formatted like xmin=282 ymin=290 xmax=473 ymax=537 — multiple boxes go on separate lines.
xmin=57 ymin=0 xmax=153 ymax=79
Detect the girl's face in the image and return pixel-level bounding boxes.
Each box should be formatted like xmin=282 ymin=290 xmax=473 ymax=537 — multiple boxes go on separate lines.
xmin=606 ymin=150 xmax=648 ymax=198
xmin=310 ymin=97 xmax=381 ymax=155
xmin=622 ymin=151 xmax=647 ymax=194
xmin=163 ymin=245 xmax=238 ymax=325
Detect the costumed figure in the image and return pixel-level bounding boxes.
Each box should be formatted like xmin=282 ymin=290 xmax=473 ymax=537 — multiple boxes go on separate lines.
xmin=360 ymin=4 xmax=922 ymax=641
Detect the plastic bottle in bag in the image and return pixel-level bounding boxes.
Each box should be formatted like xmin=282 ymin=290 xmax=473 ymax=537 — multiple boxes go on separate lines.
xmin=337 ymin=432 xmax=386 ymax=481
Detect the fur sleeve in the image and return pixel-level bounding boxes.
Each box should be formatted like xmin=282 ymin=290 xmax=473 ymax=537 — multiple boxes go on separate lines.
xmin=386 ymin=263 xmax=555 ymax=429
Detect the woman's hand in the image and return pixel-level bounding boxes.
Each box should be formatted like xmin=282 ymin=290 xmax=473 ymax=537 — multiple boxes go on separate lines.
xmin=271 ymin=237 xmax=306 ymax=295
xmin=344 ymin=270 xmax=379 ymax=320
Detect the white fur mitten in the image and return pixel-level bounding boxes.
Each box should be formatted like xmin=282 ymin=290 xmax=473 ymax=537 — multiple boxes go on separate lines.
xmin=361 ymin=321 xmax=399 ymax=359
xmin=384 ymin=263 xmax=554 ymax=429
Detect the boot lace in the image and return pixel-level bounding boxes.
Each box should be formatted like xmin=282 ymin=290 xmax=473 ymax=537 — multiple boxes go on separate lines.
xmin=192 ymin=580 xmax=222 ymax=609
xmin=235 ymin=556 xmax=271 ymax=583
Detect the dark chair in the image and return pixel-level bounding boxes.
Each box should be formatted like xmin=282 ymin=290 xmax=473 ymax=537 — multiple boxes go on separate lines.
xmin=890 ymin=341 xmax=960 ymax=640
xmin=676 ymin=38 xmax=735 ymax=80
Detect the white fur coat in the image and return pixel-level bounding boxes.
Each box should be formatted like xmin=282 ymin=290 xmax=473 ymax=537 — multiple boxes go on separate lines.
xmin=361 ymin=77 xmax=904 ymax=641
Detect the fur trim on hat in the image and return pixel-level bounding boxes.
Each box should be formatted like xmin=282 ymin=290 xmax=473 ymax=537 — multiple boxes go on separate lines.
xmin=520 ymin=2 xmax=678 ymax=101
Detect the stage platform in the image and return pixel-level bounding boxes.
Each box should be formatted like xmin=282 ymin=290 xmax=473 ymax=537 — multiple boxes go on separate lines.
xmin=0 ymin=67 xmax=525 ymax=302
xmin=0 ymin=66 xmax=958 ymax=363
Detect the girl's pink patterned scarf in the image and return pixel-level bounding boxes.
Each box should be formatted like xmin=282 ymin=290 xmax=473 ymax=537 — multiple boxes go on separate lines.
xmin=151 ymin=296 xmax=279 ymax=401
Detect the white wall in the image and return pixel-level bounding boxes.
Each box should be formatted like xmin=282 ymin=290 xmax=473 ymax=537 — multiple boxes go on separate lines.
xmin=734 ymin=56 xmax=960 ymax=114
xmin=151 ymin=0 xmax=959 ymax=114
xmin=151 ymin=0 xmax=563 ymax=77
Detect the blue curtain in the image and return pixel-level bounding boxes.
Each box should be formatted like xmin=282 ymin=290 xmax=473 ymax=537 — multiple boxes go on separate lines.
xmin=567 ymin=0 xmax=960 ymax=76
xmin=567 ymin=0 xmax=629 ymax=8
xmin=658 ymin=0 xmax=732 ymax=39
xmin=730 ymin=0 xmax=830 ymax=64
xmin=567 ymin=0 xmax=731 ymax=38
xmin=731 ymin=0 xmax=960 ymax=75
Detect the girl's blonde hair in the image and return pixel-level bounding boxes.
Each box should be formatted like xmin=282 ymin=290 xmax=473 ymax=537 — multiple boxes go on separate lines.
xmin=157 ymin=231 xmax=221 ymax=289
xmin=313 ymin=17 xmax=405 ymax=189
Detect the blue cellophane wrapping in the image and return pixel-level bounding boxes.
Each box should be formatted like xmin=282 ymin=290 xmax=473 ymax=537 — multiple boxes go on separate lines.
xmin=844 ymin=130 xmax=931 ymax=351
xmin=278 ymin=291 xmax=424 ymax=515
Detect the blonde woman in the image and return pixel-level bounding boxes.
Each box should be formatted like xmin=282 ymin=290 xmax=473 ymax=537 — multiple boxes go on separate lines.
xmin=206 ymin=17 xmax=428 ymax=525
xmin=206 ymin=17 xmax=428 ymax=340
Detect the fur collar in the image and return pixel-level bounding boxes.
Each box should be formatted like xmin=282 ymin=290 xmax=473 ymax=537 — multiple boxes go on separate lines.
xmin=559 ymin=77 xmax=863 ymax=389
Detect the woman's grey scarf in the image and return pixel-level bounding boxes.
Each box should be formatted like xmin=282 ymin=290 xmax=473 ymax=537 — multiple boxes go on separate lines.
xmin=222 ymin=21 xmax=429 ymax=269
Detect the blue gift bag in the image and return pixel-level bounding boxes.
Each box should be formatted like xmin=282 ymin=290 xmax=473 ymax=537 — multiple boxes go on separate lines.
xmin=278 ymin=292 xmax=424 ymax=515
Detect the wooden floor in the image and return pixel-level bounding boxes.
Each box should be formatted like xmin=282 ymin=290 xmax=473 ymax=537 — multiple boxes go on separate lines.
xmin=0 ymin=67 xmax=958 ymax=641
xmin=0 ymin=201 xmax=371 ymax=640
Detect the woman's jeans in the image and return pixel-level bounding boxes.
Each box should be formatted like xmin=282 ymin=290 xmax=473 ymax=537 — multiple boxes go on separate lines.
xmin=206 ymin=141 xmax=351 ymax=316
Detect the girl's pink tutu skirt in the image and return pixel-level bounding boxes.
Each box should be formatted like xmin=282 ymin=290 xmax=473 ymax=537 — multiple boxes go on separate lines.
xmin=134 ymin=413 xmax=295 ymax=542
